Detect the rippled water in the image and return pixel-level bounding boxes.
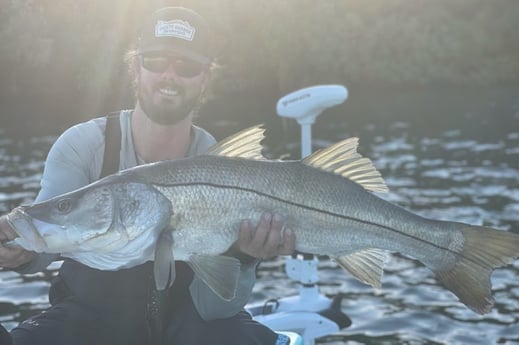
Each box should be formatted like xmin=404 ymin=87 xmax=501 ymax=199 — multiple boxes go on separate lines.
xmin=252 ymin=110 xmax=519 ymax=344
xmin=1 ymin=87 xmax=518 ymax=344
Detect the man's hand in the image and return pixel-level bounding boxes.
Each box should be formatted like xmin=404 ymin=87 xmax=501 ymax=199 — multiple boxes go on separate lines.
xmin=0 ymin=215 xmax=35 ymax=268
xmin=235 ymin=212 xmax=296 ymax=260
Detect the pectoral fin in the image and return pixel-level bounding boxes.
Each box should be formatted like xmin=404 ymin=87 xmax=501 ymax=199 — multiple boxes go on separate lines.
xmin=188 ymin=254 xmax=241 ymax=301
xmin=333 ymin=248 xmax=390 ymax=288
xmin=153 ymin=230 xmax=176 ymax=290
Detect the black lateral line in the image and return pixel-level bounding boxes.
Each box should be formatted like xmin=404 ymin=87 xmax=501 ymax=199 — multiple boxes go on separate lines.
xmin=153 ymin=181 xmax=467 ymax=259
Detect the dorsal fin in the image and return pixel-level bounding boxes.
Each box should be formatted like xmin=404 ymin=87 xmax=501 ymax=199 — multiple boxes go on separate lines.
xmin=206 ymin=125 xmax=266 ymax=160
xmin=302 ymin=137 xmax=388 ymax=192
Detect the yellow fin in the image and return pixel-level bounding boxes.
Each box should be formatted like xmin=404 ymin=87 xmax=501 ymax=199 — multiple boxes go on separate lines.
xmin=333 ymin=248 xmax=390 ymax=288
xmin=206 ymin=125 xmax=266 ymax=160
xmin=435 ymin=226 xmax=519 ymax=314
xmin=303 ymin=137 xmax=388 ymax=193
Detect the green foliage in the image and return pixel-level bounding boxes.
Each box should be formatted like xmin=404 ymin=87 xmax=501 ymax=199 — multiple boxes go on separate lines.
xmin=202 ymin=0 xmax=519 ymax=93
xmin=0 ymin=0 xmax=518 ymax=127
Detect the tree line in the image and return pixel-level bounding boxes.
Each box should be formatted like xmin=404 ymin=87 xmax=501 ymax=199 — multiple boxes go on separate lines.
xmin=1 ymin=0 xmax=518 ymax=133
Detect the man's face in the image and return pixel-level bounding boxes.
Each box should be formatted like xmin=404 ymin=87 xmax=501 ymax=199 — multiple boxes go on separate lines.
xmin=136 ymin=52 xmax=208 ymax=125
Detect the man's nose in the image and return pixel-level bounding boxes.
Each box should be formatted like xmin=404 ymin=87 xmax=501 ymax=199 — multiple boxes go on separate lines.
xmin=160 ymin=63 xmax=180 ymax=79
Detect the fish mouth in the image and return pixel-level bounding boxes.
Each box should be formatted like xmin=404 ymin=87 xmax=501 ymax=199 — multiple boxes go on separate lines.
xmin=6 ymin=207 xmax=48 ymax=252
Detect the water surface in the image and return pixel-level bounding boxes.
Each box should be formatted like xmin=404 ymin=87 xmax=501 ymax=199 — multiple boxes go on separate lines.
xmin=1 ymin=86 xmax=518 ymax=344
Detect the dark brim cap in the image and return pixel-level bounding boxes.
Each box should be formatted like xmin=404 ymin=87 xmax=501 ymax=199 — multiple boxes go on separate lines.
xmin=137 ymin=7 xmax=212 ymax=64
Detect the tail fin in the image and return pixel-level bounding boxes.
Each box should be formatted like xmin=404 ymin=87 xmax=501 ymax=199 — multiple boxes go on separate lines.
xmin=435 ymin=226 xmax=519 ymax=314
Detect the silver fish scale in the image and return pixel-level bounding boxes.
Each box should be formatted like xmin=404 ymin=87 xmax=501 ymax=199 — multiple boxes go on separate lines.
xmin=132 ymin=155 xmax=463 ymax=268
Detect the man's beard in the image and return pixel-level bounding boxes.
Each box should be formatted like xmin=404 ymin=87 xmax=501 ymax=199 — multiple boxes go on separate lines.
xmin=138 ymin=82 xmax=200 ymax=125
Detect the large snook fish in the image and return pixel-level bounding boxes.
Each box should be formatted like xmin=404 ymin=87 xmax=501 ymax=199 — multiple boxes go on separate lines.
xmin=6 ymin=126 xmax=519 ymax=314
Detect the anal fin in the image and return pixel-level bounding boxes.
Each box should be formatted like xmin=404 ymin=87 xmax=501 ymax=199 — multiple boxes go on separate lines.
xmin=333 ymin=248 xmax=390 ymax=288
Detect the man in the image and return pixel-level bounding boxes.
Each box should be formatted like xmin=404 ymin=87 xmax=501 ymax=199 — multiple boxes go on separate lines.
xmin=0 ymin=7 xmax=296 ymax=345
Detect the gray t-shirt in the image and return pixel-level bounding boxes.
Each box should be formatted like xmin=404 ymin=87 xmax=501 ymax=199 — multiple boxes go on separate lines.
xmin=22 ymin=110 xmax=257 ymax=320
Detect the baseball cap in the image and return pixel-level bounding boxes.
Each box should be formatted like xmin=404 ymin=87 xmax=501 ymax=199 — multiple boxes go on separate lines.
xmin=137 ymin=7 xmax=212 ymax=64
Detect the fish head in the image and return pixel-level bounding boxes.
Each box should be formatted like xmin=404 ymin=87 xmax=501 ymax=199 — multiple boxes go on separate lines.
xmin=8 ymin=178 xmax=173 ymax=259
xmin=8 ymin=183 xmax=117 ymax=253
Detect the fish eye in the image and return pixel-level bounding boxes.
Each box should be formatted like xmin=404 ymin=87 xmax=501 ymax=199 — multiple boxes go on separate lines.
xmin=56 ymin=199 xmax=72 ymax=213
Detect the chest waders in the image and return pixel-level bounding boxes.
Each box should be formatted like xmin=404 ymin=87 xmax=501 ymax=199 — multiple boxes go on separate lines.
xmin=49 ymin=113 xmax=193 ymax=345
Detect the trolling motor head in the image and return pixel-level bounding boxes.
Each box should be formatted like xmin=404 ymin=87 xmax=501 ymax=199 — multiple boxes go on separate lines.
xmin=276 ymin=85 xmax=348 ymax=125
xmin=277 ymin=84 xmax=348 ymax=158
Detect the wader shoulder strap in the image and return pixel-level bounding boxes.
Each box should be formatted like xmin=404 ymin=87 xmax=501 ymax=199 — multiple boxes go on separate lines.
xmin=98 ymin=111 xmax=166 ymax=343
xmin=100 ymin=112 xmax=122 ymax=178
xmin=49 ymin=111 xmax=122 ymax=306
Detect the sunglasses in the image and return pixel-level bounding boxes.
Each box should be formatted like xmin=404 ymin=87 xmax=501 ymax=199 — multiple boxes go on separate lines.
xmin=140 ymin=54 xmax=207 ymax=78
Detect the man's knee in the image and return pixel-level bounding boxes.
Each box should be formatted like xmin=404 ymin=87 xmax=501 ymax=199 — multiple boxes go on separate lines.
xmin=203 ymin=311 xmax=279 ymax=345
xmin=0 ymin=323 xmax=12 ymax=345
xmin=10 ymin=298 xmax=101 ymax=345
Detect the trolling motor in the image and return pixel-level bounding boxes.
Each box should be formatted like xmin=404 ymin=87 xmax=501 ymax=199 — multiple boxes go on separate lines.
xmin=276 ymin=84 xmax=348 ymax=157
xmin=248 ymin=85 xmax=350 ymax=345
xmin=276 ymin=85 xmax=348 ymax=315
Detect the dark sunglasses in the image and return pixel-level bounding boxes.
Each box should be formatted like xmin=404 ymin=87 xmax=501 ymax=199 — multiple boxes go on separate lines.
xmin=140 ymin=54 xmax=207 ymax=78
